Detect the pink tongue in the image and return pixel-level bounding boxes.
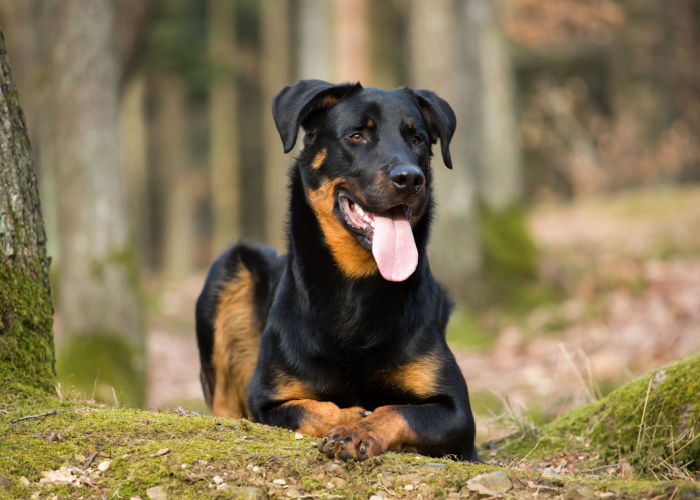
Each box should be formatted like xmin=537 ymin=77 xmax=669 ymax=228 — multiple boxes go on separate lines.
xmin=371 ymin=207 xmax=418 ymax=282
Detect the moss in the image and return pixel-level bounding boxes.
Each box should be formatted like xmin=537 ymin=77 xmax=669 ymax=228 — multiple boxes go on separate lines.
xmin=56 ymin=333 xmax=145 ymax=408
xmin=0 ymin=261 xmax=54 ymax=395
xmin=446 ymin=311 xmax=496 ymax=350
xmin=0 ymin=390 xmax=698 ymax=499
xmin=497 ymin=353 xmax=700 ymax=477
xmin=478 ymin=203 xmax=552 ymax=310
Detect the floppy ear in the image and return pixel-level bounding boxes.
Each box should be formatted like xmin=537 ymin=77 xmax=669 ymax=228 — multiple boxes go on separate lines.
xmin=272 ymin=79 xmax=361 ymax=153
xmin=413 ymin=89 xmax=457 ymax=169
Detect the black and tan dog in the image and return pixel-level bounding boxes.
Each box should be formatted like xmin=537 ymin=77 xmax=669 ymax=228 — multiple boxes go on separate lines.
xmin=196 ymin=80 xmax=477 ymax=461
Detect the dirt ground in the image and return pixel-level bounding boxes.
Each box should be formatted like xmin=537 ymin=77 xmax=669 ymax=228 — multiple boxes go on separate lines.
xmin=146 ymin=187 xmax=700 ymax=443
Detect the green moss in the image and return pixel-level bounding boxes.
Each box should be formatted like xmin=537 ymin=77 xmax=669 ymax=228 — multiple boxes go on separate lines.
xmin=0 ymin=389 xmax=698 ymax=499
xmin=0 ymin=261 xmax=54 ymax=395
xmin=446 ymin=311 xmax=496 ymax=350
xmin=498 ymin=353 xmax=700 ymax=477
xmin=56 ymin=333 xmax=145 ymax=408
xmin=478 ymin=203 xmax=552 ymax=310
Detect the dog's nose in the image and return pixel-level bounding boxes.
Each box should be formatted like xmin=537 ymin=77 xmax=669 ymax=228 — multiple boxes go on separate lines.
xmin=389 ymin=165 xmax=425 ymax=195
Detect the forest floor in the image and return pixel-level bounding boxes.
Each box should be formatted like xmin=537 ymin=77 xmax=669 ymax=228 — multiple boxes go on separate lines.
xmin=146 ymin=186 xmax=700 ymax=441
xmin=3 ymin=187 xmax=699 ymax=499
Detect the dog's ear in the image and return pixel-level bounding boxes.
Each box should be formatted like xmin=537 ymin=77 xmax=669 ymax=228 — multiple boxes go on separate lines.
xmin=272 ymin=80 xmax=361 ymax=153
xmin=413 ymin=89 xmax=457 ymax=169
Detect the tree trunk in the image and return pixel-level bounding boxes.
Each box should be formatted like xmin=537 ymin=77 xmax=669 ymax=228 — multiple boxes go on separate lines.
xmin=463 ymin=0 xmax=522 ymax=210
xmin=0 ymin=31 xmax=54 ymax=394
xmin=334 ymin=0 xmax=368 ymax=83
xmin=151 ymin=72 xmax=195 ymax=281
xmin=408 ymin=0 xmax=481 ymax=303
xmin=47 ymin=0 xmax=145 ymax=406
xmin=261 ymin=0 xmax=291 ymax=250
xmin=297 ymin=0 xmax=332 ymax=80
xmin=208 ymin=0 xmax=241 ymax=253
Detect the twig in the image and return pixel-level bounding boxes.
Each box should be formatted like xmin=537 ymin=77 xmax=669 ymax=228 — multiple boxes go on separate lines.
xmin=10 ymin=409 xmax=64 ymax=423
xmin=636 ymin=377 xmax=654 ymax=456
xmin=575 ymin=463 xmax=619 ymax=474
xmin=86 ymin=451 xmax=99 ymax=468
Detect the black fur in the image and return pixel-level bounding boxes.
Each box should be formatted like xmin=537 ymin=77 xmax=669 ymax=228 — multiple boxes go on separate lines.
xmin=196 ymin=80 xmax=477 ymax=461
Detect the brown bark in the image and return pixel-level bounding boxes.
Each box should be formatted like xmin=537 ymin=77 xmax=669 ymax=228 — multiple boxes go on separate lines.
xmin=0 ymin=31 xmax=54 ymax=392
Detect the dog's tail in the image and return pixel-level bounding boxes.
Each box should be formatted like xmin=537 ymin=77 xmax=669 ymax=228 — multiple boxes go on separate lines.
xmin=195 ymin=243 xmax=283 ymax=415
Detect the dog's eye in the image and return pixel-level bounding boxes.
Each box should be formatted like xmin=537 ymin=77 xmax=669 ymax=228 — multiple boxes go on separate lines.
xmin=412 ymin=136 xmax=423 ymax=146
xmin=349 ymin=132 xmax=364 ymax=142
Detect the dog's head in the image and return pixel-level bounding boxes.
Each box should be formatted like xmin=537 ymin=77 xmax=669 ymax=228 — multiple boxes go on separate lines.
xmin=273 ymin=80 xmax=456 ymax=282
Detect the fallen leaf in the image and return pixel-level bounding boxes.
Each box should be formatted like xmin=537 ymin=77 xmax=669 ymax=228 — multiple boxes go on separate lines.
xmin=150 ymin=448 xmax=170 ymax=457
xmin=39 ymin=466 xmax=81 ymax=486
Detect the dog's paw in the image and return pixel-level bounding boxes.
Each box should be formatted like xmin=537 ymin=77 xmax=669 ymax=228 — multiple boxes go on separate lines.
xmin=317 ymin=423 xmax=383 ymax=461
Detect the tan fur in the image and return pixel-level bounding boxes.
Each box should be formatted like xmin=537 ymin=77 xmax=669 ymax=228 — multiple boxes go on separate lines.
xmin=311 ymin=148 xmax=327 ymax=170
xmin=306 ymin=179 xmax=378 ymax=279
xmin=281 ymin=399 xmax=368 ymax=437
xmin=378 ymin=350 xmax=441 ymax=398
xmin=211 ymin=266 xmax=260 ymax=418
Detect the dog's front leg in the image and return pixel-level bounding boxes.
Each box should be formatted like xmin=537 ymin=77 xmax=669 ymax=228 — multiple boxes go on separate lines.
xmin=256 ymin=398 xmax=370 ymax=437
xmin=317 ymin=403 xmax=475 ymax=461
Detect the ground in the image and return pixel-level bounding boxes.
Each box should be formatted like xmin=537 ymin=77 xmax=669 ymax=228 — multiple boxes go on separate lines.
xmin=10 ymin=187 xmax=695 ymax=499
xmin=147 ymin=187 xmax=700 ymax=440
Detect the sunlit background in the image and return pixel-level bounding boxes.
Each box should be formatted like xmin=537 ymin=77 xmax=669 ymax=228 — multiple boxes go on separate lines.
xmin=2 ymin=0 xmax=699 ymax=442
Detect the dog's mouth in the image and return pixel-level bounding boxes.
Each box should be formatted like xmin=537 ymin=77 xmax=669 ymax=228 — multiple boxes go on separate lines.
xmin=338 ymin=194 xmax=418 ymax=282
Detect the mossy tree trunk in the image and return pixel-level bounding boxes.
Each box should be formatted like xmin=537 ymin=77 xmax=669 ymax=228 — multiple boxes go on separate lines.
xmin=46 ymin=0 xmax=145 ymax=406
xmin=0 ymin=31 xmax=55 ymax=395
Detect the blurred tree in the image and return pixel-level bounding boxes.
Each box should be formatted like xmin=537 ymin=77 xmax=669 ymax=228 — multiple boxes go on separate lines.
xmin=208 ymin=0 xmax=240 ymax=253
xmin=368 ymin=0 xmax=408 ymax=89
xmin=335 ymin=0 xmax=369 ymax=83
xmin=297 ymin=0 xmax=332 ymax=80
xmin=0 ymin=31 xmax=55 ymax=394
xmin=151 ymin=71 xmax=195 ymax=281
xmin=146 ymin=0 xmax=198 ymax=280
xmin=46 ymin=0 xmax=145 ymax=406
xmin=408 ymin=0 xmax=482 ymax=303
xmin=262 ymin=0 xmax=291 ymax=250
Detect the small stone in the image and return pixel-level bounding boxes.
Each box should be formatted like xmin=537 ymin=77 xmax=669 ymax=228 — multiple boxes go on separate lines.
xmin=0 ymin=473 xmax=12 ymax=488
xmin=130 ymin=497 xmax=143 ymax=500
xmin=146 ymin=485 xmax=168 ymax=500
xmin=252 ymin=465 xmax=261 ymax=473
xmin=542 ymin=467 xmax=562 ymax=479
xmin=217 ymin=483 xmax=229 ymax=491
xmin=403 ymin=484 xmax=414 ymax=491
xmin=369 ymin=496 xmax=384 ymax=500
xmin=228 ymin=486 xmax=267 ymax=500
xmin=197 ymin=460 xmax=208 ymax=466
xmin=97 ymin=460 xmax=111 ymax=472
xmin=294 ymin=433 xmax=303 ymax=440
xmin=325 ymin=463 xmax=346 ymax=477
xmin=286 ymin=488 xmax=301 ymax=498
xmin=467 ymin=471 xmax=512 ymax=494
xmin=213 ymin=475 xmax=224 ymax=485
xmin=180 ymin=464 xmax=187 ymax=469
xmin=564 ymin=486 xmax=596 ymax=500
xmin=272 ymin=478 xmax=286 ymax=486
xmin=19 ymin=476 xmax=30 ymax=486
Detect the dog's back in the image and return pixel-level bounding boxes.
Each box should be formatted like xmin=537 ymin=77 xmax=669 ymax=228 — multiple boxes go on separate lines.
xmin=195 ymin=243 xmax=284 ymax=417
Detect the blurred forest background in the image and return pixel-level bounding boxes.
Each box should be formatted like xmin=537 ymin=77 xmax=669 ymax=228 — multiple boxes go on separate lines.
xmin=2 ymin=0 xmax=699 ymax=440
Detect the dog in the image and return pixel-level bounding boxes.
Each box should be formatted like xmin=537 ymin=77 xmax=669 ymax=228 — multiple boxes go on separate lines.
xmin=196 ymin=80 xmax=477 ymax=461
